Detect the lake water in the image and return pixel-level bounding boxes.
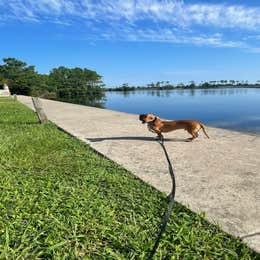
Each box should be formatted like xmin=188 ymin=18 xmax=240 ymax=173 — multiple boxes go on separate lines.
xmin=105 ymin=88 xmax=260 ymax=134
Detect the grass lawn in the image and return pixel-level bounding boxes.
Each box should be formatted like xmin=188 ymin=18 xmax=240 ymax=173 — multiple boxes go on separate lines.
xmin=0 ymin=97 xmax=258 ymax=259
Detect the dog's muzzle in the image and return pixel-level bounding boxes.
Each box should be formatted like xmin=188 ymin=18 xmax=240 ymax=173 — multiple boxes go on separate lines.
xmin=139 ymin=114 xmax=147 ymax=124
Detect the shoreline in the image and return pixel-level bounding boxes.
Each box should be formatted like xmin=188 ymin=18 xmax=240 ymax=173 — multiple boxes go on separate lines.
xmin=105 ymin=85 xmax=260 ymax=92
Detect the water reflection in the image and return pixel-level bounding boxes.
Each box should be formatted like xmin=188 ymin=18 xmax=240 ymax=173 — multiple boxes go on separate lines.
xmin=54 ymin=92 xmax=106 ymax=108
xmin=115 ymin=88 xmax=249 ymax=97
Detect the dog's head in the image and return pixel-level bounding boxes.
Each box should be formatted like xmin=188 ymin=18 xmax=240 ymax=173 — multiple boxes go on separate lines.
xmin=139 ymin=114 xmax=157 ymax=124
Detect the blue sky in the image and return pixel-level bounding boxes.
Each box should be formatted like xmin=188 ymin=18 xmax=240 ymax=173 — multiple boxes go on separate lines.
xmin=0 ymin=0 xmax=260 ymax=87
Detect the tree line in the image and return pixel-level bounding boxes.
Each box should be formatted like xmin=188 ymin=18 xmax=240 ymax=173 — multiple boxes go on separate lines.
xmin=0 ymin=58 xmax=105 ymax=100
xmin=106 ymin=80 xmax=260 ymax=92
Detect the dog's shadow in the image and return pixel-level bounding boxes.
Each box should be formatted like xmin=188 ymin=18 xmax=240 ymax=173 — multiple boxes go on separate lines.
xmin=87 ymin=136 xmax=187 ymax=143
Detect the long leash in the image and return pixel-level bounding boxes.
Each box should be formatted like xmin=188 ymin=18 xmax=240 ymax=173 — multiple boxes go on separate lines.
xmin=148 ymin=137 xmax=176 ymax=260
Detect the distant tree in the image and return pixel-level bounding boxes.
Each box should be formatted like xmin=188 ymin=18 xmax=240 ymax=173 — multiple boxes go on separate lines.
xmin=31 ymin=73 xmax=55 ymax=97
xmin=0 ymin=74 xmax=8 ymax=85
xmin=200 ymin=82 xmax=211 ymax=88
xmin=176 ymin=82 xmax=185 ymax=88
xmin=0 ymin=57 xmax=40 ymax=95
xmin=48 ymin=66 xmax=104 ymax=98
xmin=121 ymin=83 xmax=131 ymax=91
xmin=209 ymin=81 xmax=214 ymax=85
xmin=188 ymin=80 xmax=196 ymax=88
xmin=229 ymin=80 xmax=235 ymax=85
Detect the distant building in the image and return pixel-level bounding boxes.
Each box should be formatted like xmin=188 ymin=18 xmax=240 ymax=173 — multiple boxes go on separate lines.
xmin=0 ymin=84 xmax=11 ymax=97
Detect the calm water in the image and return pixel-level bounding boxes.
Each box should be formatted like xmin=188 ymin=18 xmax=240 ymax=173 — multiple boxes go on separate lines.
xmin=105 ymin=88 xmax=260 ymax=133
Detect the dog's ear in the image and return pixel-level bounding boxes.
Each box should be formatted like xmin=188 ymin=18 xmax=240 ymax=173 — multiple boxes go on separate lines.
xmin=139 ymin=114 xmax=148 ymax=123
xmin=139 ymin=114 xmax=147 ymax=118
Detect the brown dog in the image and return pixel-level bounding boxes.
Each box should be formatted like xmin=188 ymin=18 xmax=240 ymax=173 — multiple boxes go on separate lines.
xmin=139 ymin=114 xmax=209 ymax=141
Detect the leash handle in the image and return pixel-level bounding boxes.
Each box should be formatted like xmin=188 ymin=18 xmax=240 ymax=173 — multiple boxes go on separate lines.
xmin=147 ymin=137 xmax=176 ymax=260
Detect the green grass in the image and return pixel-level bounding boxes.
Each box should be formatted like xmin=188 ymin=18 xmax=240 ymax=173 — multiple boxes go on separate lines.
xmin=0 ymin=97 xmax=258 ymax=259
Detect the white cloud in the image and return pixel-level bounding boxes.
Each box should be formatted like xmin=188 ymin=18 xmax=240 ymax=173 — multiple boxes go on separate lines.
xmin=0 ymin=0 xmax=260 ymax=49
xmin=100 ymin=26 xmax=246 ymax=49
xmin=1 ymin=0 xmax=260 ymax=29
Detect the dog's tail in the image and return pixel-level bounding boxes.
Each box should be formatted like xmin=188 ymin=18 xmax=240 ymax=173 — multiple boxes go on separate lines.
xmin=200 ymin=124 xmax=210 ymax=138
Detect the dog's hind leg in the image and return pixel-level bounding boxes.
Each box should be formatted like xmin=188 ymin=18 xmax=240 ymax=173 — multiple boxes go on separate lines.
xmin=186 ymin=129 xmax=198 ymax=142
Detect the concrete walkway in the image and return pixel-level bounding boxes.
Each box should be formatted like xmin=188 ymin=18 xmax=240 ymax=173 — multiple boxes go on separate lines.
xmin=18 ymin=95 xmax=260 ymax=253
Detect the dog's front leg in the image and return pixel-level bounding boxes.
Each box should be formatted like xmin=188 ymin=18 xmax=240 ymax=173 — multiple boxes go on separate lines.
xmin=155 ymin=130 xmax=163 ymax=141
xmin=147 ymin=124 xmax=163 ymax=140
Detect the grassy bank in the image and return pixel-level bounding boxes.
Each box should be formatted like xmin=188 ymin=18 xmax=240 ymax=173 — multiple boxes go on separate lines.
xmin=0 ymin=98 xmax=258 ymax=259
